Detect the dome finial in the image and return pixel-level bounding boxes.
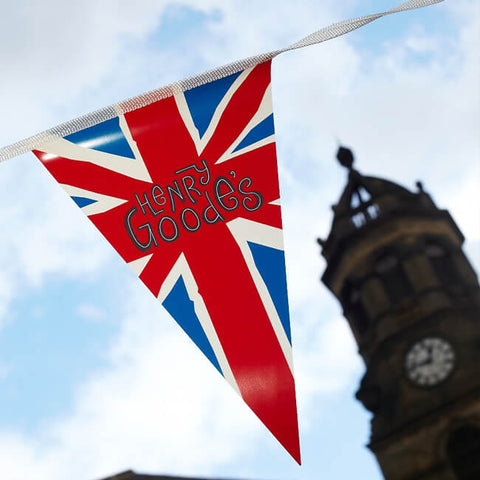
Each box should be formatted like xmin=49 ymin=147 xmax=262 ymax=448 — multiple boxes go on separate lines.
xmin=336 ymin=146 xmax=354 ymax=170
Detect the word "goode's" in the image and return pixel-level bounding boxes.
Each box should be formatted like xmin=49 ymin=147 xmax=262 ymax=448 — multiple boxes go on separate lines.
xmin=124 ymin=159 xmax=263 ymax=251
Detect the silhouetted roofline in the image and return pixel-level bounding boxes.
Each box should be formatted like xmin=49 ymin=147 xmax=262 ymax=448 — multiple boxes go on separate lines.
xmin=98 ymin=470 xmax=247 ymax=480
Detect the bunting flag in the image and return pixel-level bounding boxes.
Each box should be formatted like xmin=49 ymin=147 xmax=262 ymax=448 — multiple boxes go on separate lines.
xmin=0 ymin=0 xmax=443 ymax=463
xmin=33 ymin=60 xmax=301 ymax=461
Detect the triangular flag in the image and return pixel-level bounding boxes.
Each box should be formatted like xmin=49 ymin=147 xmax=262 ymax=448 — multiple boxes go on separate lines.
xmin=33 ymin=61 xmax=300 ymax=462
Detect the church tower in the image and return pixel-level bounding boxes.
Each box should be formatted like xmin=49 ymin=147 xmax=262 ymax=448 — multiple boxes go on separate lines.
xmin=319 ymin=147 xmax=480 ymax=480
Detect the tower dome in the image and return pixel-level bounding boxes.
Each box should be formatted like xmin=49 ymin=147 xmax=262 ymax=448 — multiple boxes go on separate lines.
xmin=321 ymin=147 xmax=463 ymax=295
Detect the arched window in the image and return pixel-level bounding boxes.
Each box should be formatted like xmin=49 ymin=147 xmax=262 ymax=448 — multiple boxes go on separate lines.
xmin=375 ymin=254 xmax=412 ymax=304
xmin=350 ymin=186 xmax=371 ymax=208
xmin=340 ymin=281 xmax=369 ymax=334
xmin=351 ymin=211 xmax=367 ymax=228
xmin=446 ymin=425 xmax=480 ymax=479
xmin=426 ymin=242 xmax=459 ymax=285
xmin=349 ymin=185 xmax=380 ymax=229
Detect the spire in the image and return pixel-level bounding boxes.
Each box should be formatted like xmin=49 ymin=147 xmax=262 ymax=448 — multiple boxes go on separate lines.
xmin=336 ymin=146 xmax=354 ymax=170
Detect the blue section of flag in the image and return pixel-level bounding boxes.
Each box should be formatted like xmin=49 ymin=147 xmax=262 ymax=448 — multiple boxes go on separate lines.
xmin=71 ymin=196 xmax=97 ymax=208
xmin=233 ymin=114 xmax=274 ymax=152
xmin=184 ymin=71 xmax=242 ymax=139
xmin=247 ymin=242 xmax=291 ymax=343
xmin=64 ymin=117 xmax=135 ymax=159
xmin=162 ymin=276 xmax=223 ymax=375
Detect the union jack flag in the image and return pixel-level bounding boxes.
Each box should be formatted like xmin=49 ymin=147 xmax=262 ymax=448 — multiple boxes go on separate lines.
xmin=33 ymin=61 xmax=300 ymax=462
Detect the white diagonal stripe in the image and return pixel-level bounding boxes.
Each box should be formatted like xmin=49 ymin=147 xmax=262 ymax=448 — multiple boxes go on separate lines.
xmin=61 ymin=184 xmax=128 ymax=216
xmin=128 ymin=254 xmax=153 ymax=276
xmin=224 ymin=134 xmax=275 ymax=162
xmin=174 ymin=93 xmax=202 ymax=154
xmin=117 ymin=111 xmax=153 ymax=183
xmin=227 ymin=217 xmax=293 ymax=374
xmin=175 ymin=68 xmax=252 ymax=157
xmin=216 ymin=84 xmax=273 ymax=164
xmin=38 ymin=132 xmax=151 ymax=183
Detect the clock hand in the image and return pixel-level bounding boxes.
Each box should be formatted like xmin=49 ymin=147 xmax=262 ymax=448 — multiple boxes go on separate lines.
xmin=416 ymin=357 xmax=432 ymax=367
xmin=414 ymin=348 xmax=434 ymax=368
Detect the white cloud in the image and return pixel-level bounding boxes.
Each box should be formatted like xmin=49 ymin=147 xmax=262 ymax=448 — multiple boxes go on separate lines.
xmin=0 ymin=280 xmax=262 ymax=480
xmin=76 ymin=304 xmax=105 ymax=322
xmin=0 ymin=155 xmax=114 ymax=329
xmin=295 ymin=316 xmax=363 ymax=424
xmin=0 ymin=1 xmax=224 ymax=145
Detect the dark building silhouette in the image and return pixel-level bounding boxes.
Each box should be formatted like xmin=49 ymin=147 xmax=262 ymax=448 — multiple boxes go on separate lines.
xmin=318 ymin=147 xmax=480 ymax=480
xmin=99 ymin=470 xmax=239 ymax=480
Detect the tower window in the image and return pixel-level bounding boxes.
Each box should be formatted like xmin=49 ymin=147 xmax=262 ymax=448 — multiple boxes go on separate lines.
xmin=340 ymin=281 xmax=369 ymax=334
xmin=351 ymin=212 xmax=367 ymax=228
xmin=376 ymin=255 xmax=398 ymax=273
xmin=366 ymin=204 xmax=379 ymax=219
xmin=446 ymin=425 xmax=480 ymax=480
xmin=426 ymin=242 xmax=460 ymax=285
xmin=426 ymin=243 xmax=445 ymax=257
xmin=375 ymin=254 xmax=412 ymax=304
xmin=349 ymin=185 xmax=380 ymax=229
xmin=350 ymin=186 xmax=371 ymax=208
xmin=350 ymin=204 xmax=380 ymax=229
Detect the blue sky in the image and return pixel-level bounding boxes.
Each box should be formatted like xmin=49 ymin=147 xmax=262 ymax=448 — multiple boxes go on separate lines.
xmin=0 ymin=1 xmax=478 ymax=479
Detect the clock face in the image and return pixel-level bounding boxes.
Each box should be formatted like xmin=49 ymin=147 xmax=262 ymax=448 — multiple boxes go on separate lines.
xmin=405 ymin=337 xmax=455 ymax=387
